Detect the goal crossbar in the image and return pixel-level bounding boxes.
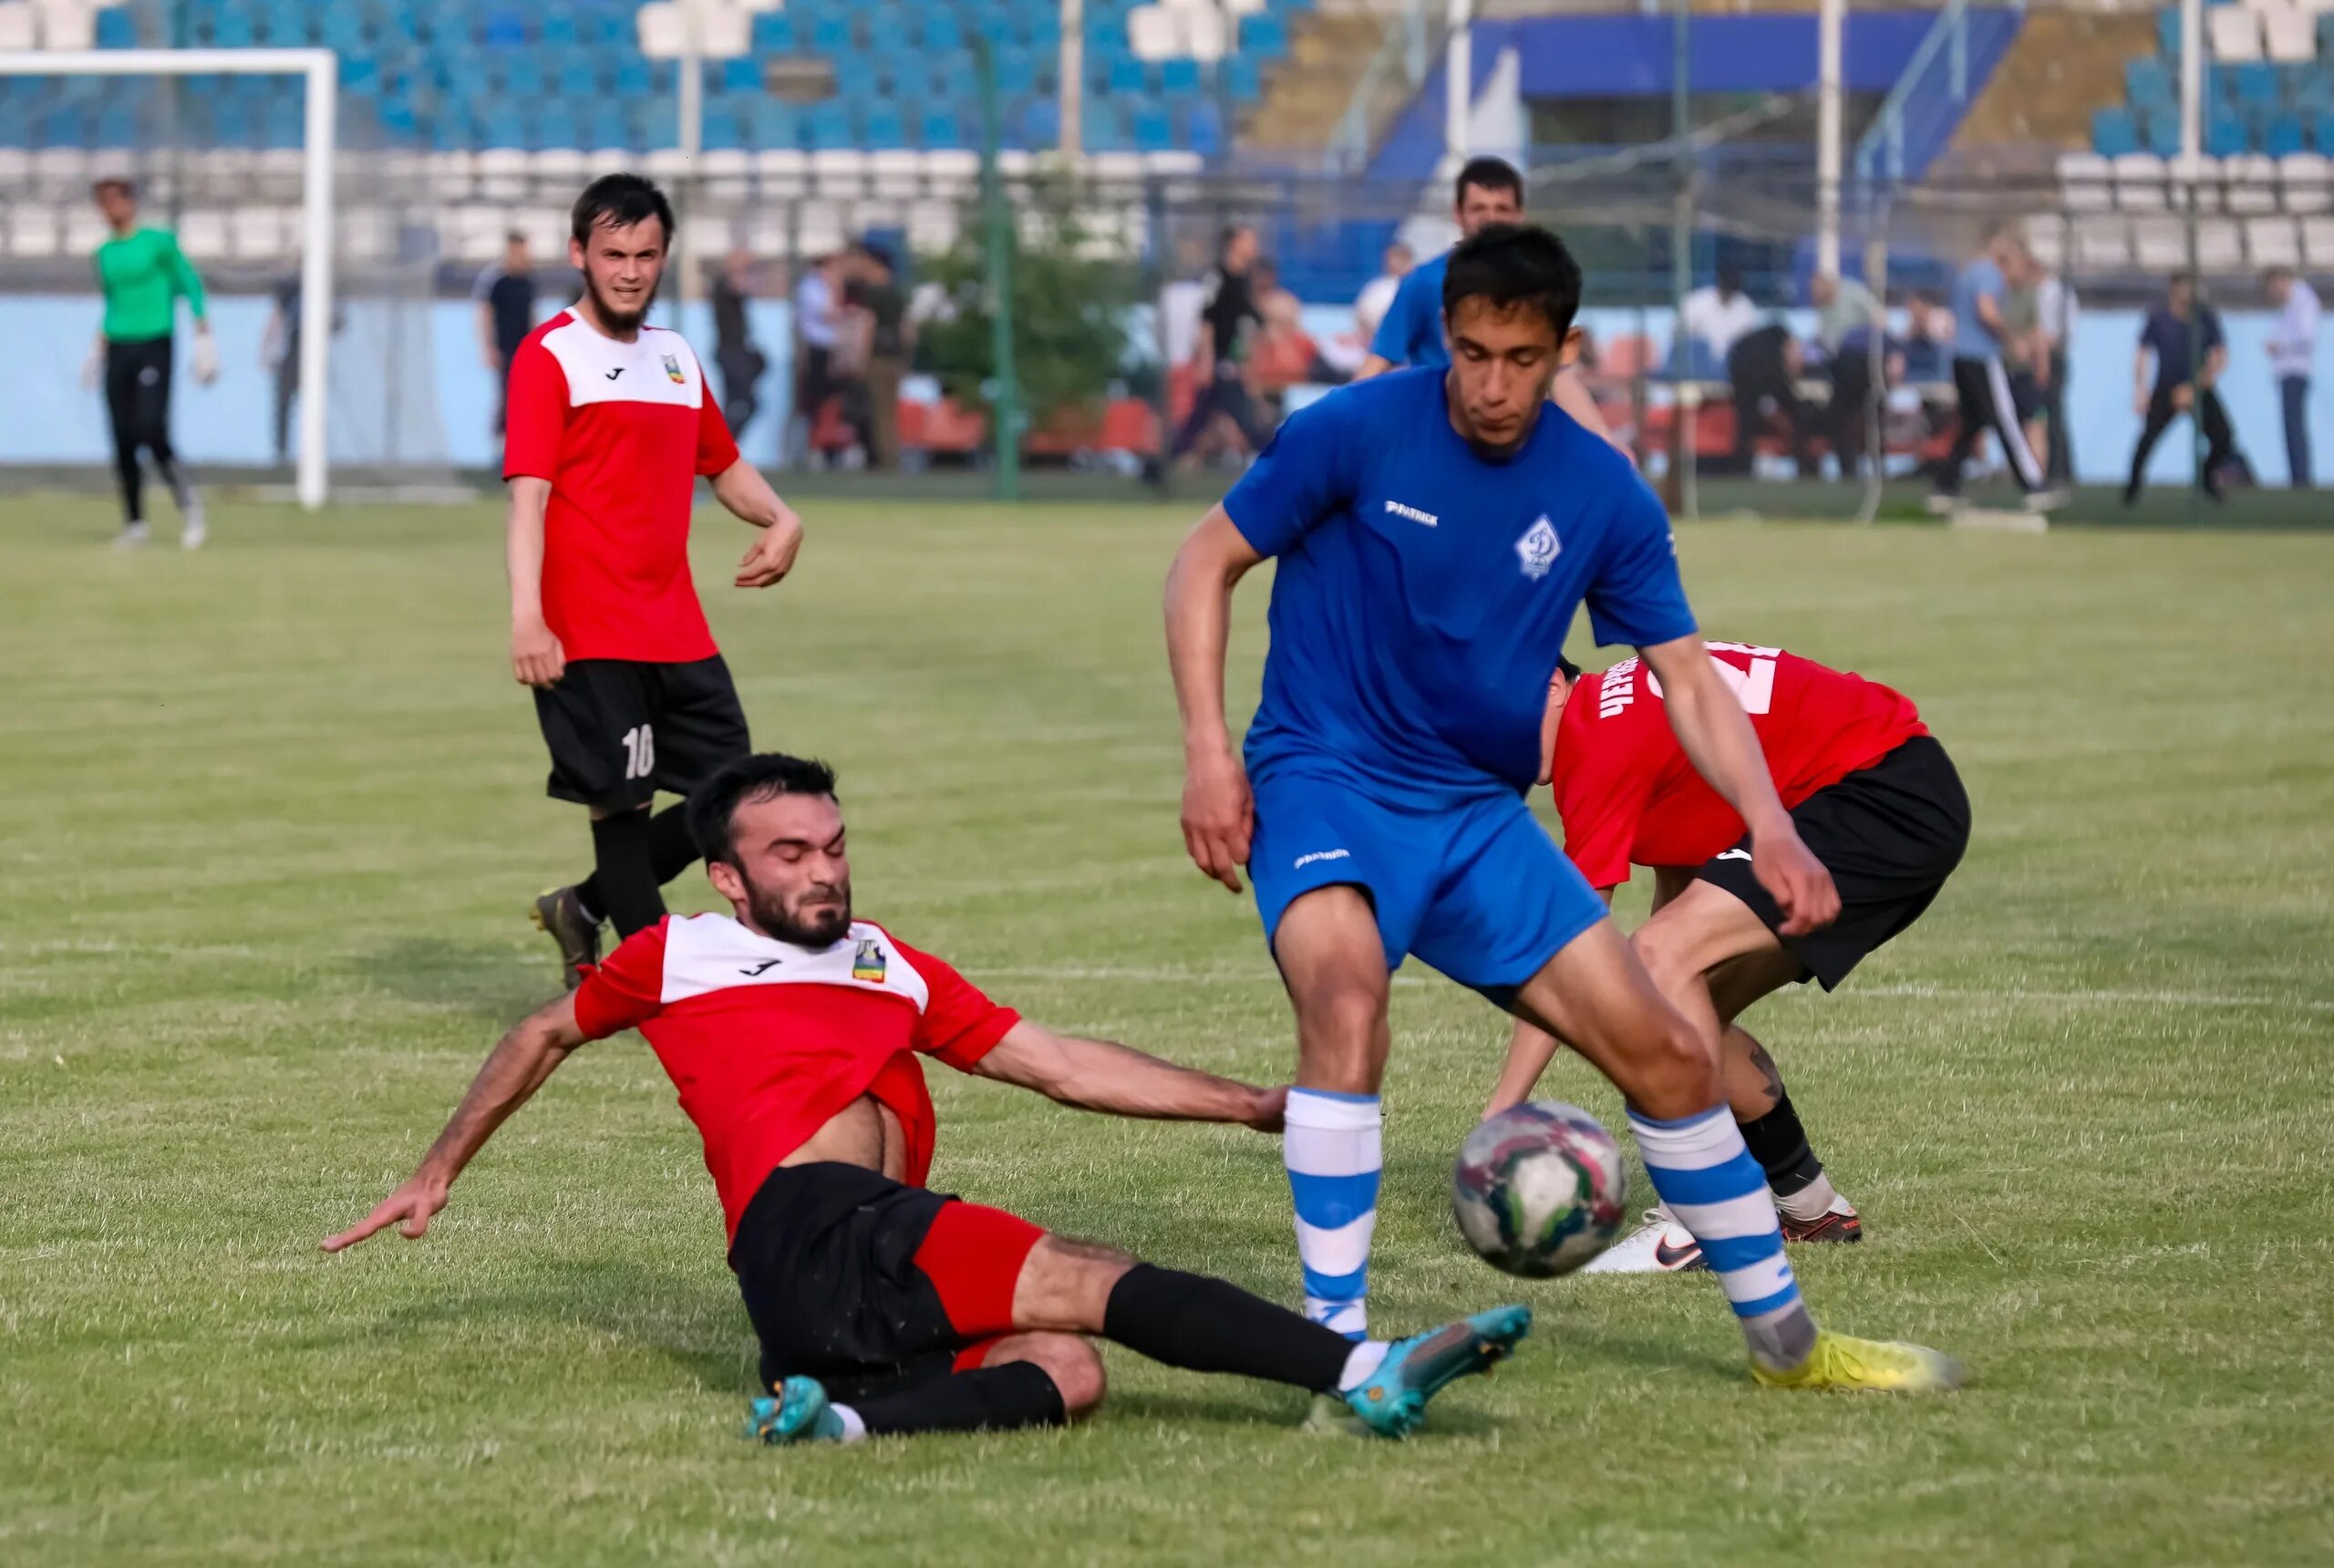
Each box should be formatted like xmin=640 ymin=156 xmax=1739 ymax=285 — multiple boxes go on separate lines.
xmin=0 ymin=48 xmax=337 ymax=511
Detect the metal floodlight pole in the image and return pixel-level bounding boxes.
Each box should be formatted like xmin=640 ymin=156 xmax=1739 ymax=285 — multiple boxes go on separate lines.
xmin=0 ymin=47 xmax=336 ymax=511
xmin=977 ymin=36 xmax=1021 ymax=501
xmin=1817 ymin=0 xmax=1845 ymax=276
xmin=2174 ymin=0 xmax=2194 ymax=520
xmin=676 ymin=0 xmax=705 ymax=323
xmin=1446 ymin=0 xmax=1473 ymax=164
xmin=1671 ymin=0 xmax=1698 ymax=519
xmin=1060 ymin=0 xmax=1084 ymax=156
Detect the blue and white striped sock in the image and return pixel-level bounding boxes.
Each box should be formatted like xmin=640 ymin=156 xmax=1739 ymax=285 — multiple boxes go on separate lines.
xmin=1629 ymin=1105 xmax=1818 ymax=1370
xmin=1284 ymin=1088 xmax=1381 ymax=1341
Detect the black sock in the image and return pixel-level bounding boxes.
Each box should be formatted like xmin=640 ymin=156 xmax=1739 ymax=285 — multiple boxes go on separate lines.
xmin=1740 ymin=1091 xmax=1824 ymax=1198
xmin=847 ymin=1361 xmax=1065 ymax=1437
xmin=647 ymin=803 xmax=699 ymax=884
xmin=1102 ymin=1264 xmax=1353 ymax=1394
xmin=584 ymin=810 xmax=665 ymax=938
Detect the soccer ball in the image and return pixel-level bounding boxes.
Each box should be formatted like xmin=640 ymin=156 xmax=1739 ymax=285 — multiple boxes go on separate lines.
xmin=1451 ymin=1101 xmax=1628 ymax=1278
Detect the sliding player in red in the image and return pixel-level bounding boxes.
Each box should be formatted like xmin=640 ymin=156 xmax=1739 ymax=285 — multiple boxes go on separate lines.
xmin=1487 ymin=643 xmax=1969 ymax=1273
xmin=325 ymin=753 xmax=1526 ymax=1442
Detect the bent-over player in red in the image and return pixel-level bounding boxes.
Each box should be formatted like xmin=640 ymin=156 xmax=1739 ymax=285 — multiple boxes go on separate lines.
xmin=1487 ymin=643 xmax=1969 ymax=1273
xmin=325 ymin=754 xmax=1528 ymax=1442
xmin=506 ymin=173 xmax=806 ymax=986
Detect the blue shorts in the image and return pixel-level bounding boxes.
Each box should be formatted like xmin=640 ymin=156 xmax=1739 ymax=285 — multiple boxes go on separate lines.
xmin=1248 ymin=771 xmax=1609 ymax=1000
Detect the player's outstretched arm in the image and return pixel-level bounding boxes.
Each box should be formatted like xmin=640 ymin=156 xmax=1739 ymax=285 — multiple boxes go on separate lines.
xmin=1164 ymin=507 xmax=1265 ymax=893
xmin=711 ymin=459 xmax=805 ymax=588
xmin=320 ymin=995 xmax=589 ymax=1253
xmin=1638 ymin=634 xmax=1840 ymax=937
xmin=972 ymin=1018 xmax=1284 ymax=1130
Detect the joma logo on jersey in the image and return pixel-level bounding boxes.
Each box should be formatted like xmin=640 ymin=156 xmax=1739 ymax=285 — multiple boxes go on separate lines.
xmin=1515 ymin=516 xmax=1561 ymax=580
xmin=852 ymin=939 xmax=888 ymax=983
xmin=662 ymin=353 xmax=685 ymax=385
xmin=1384 ymin=500 xmax=1439 ymax=528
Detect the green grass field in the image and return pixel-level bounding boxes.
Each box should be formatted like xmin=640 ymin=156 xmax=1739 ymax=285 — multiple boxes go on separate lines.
xmin=4 ymin=495 xmax=2330 ymax=1567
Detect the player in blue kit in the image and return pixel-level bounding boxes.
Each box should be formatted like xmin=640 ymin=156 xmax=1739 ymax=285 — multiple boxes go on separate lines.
xmin=1163 ymin=224 xmax=1961 ymax=1395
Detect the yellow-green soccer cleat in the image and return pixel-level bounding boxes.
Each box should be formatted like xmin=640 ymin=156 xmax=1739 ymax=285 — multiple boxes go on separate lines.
xmin=1751 ymin=1330 xmax=1967 ymax=1394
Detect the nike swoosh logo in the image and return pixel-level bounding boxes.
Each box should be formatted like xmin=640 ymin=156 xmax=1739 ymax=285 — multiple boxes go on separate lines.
xmin=1714 ymin=849 xmax=1752 ymax=862
xmin=1653 ymin=1235 xmax=1706 ymax=1270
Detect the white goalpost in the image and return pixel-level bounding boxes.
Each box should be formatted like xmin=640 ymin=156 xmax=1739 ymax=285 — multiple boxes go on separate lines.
xmin=0 ymin=46 xmax=337 ymax=511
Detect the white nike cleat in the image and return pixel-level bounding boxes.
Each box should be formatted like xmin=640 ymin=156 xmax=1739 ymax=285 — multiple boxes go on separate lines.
xmin=1580 ymin=1207 xmax=1705 ymax=1274
xmin=111 ymin=522 xmax=150 ymax=551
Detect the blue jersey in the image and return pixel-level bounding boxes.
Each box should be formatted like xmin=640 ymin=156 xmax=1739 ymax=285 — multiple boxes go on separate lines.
xmin=1366 ymin=253 xmax=1451 ymax=367
xmin=1950 ymin=258 xmax=2006 ymax=359
xmin=1223 ymin=368 xmax=1699 ymax=808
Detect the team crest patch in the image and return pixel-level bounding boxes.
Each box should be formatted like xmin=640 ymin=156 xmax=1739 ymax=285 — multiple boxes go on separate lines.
xmin=1515 ymin=515 xmax=1561 ymax=580
xmin=662 ymin=353 xmax=686 ymax=385
xmin=852 ymin=938 xmax=888 ymax=983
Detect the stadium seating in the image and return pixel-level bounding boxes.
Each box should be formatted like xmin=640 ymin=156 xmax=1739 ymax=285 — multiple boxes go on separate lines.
xmin=0 ymin=0 xmax=1313 ymax=156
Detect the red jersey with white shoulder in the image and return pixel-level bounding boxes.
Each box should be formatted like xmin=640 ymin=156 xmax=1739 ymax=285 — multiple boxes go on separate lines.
xmin=502 ymin=309 xmax=740 ymax=664
xmin=571 ymin=913 xmax=1020 ymax=1243
xmin=1549 ymin=643 xmax=1929 ymax=890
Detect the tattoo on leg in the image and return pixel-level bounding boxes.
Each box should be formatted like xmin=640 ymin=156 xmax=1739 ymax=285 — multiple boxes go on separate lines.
xmin=1745 ymin=1035 xmax=1784 ymax=1103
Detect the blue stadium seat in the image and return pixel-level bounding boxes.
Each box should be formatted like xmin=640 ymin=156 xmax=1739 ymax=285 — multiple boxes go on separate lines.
xmin=614 ymin=58 xmax=652 ymax=97
xmin=919 ymin=103 xmax=963 ymax=148
xmin=748 ymin=98 xmax=800 ymax=149
xmin=2235 ymin=62 xmax=2280 ymax=108
xmin=2145 ymin=106 xmax=2182 ymax=155
xmin=806 ymin=99 xmax=853 ymax=150
xmin=535 ymin=104 xmax=581 ymax=150
xmin=2126 ymin=57 xmax=2174 ymax=110
xmin=2093 ymin=106 xmax=2139 ymax=157
xmin=1131 ymin=102 xmax=1172 ymax=152
xmin=862 ymin=100 xmax=910 ymax=149
xmin=542 ymin=11 xmax=581 ymax=48
xmin=95 ymin=8 xmax=138 ymax=47
xmin=1161 ymin=57 xmax=1201 ymax=96
xmin=810 ymin=13 xmax=852 ymax=52
xmin=502 ymin=56 xmax=547 ymax=97
xmin=2315 ymin=108 xmax=2334 ymax=151
xmin=1188 ymin=99 xmax=1224 ymax=158
xmin=1241 ymin=14 xmax=1289 ymax=59
xmin=557 ymin=55 xmax=603 ymax=98
xmin=2159 ymin=7 xmax=2182 ymax=60
xmin=1082 ymin=96 xmax=1128 ymax=152
xmin=723 ymin=56 xmax=761 ymax=93
xmin=2266 ymin=112 xmax=2308 ymax=157
xmin=484 ymin=10 xmax=528 ymax=49
xmin=1223 ymin=55 xmax=1263 ymax=103
xmin=2207 ymin=108 xmax=2249 ymax=156
xmin=1018 ymin=95 xmax=1061 ymax=149
xmin=1109 ymin=56 xmax=1148 ymax=96
xmin=751 ymin=12 xmax=793 ymax=52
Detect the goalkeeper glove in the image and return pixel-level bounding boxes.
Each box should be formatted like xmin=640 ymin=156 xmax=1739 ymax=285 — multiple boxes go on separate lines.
xmin=191 ymin=331 xmax=220 ymax=387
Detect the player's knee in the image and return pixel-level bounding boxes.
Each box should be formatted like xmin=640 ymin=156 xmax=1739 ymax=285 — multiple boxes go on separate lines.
xmin=1290 ymin=968 xmax=1387 ymax=1067
xmin=1631 ymin=920 xmax=1704 ymax=999
xmin=1632 ymin=1011 xmax=1721 ymax=1116
xmin=1022 ymin=1334 xmax=1107 ymax=1419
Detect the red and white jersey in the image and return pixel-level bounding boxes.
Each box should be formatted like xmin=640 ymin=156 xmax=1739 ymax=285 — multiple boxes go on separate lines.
xmin=503 ymin=309 xmax=740 ymax=664
xmin=1549 ymin=643 xmax=1929 ymax=890
xmin=572 ymin=913 xmax=1020 ymax=1243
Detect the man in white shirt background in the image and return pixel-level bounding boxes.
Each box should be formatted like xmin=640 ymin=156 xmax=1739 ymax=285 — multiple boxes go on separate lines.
xmin=790 ymin=253 xmax=842 ymax=467
xmin=1677 ymin=265 xmax=1763 ymax=376
xmin=1353 ymin=241 xmax=1412 ymax=347
xmin=2265 ymin=266 xmax=2319 ymax=489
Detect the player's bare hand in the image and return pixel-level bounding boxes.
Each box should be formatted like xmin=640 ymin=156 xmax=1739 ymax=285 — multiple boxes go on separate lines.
xmin=2133 ymin=388 xmax=2150 ymax=418
xmin=736 ymin=508 xmax=804 ymax=589
xmin=1753 ymin=825 xmax=1841 ymax=938
xmin=321 ymin=1175 xmax=449 ymax=1253
xmin=1181 ymin=747 xmax=1253 ymax=894
xmin=511 ymin=617 xmax=566 ymax=688
xmin=1247 ymin=1085 xmax=1289 ymax=1132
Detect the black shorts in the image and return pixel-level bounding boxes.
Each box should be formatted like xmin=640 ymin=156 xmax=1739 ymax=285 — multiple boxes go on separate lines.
xmin=532 ymin=655 xmax=750 ymax=810
xmin=728 ymin=1161 xmax=1044 ymax=1401
xmin=1696 ymin=735 xmax=1969 ymax=991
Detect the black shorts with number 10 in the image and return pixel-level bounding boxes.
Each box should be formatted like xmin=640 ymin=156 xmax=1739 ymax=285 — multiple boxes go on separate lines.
xmin=532 ymin=655 xmax=751 ymax=811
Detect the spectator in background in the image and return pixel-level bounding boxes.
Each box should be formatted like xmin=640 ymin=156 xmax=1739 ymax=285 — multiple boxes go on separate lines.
xmin=1353 ymin=240 xmax=1412 ymax=346
xmin=1827 ymin=322 xmax=1906 ymax=478
xmin=1932 ymin=225 xmax=2058 ymax=511
xmin=710 ymin=248 xmax=768 ymax=446
xmin=1999 ymin=245 xmax=2048 ymax=478
xmin=261 ymin=269 xmax=346 ymax=469
xmin=2265 ymin=265 xmax=2318 ymax=488
xmin=1722 ymin=319 xmax=1817 ymax=477
xmin=1812 ymin=271 xmax=1886 ymax=474
xmin=1164 ymin=224 xmax=1271 ymax=475
xmin=474 ymin=231 xmax=537 ymax=437
xmin=2126 ymin=273 xmax=2235 ymax=505
xmin=1677 ymin=265 xmax=1762 ymax=373
xmin=1159 ymin=234 xmax=1211 ymax=371
xmin=790 ymin=253 xmax=843 ymax=466
xmin=1246 ymin=285 xmax=1322 ymax=412
xmin=847 ymin=241 xmax=911 ymax=470
xmin=2034 ymin=263 xmax=2078 ymax=486
xmin=1901 ymin=290 xmax=1951 ymax=382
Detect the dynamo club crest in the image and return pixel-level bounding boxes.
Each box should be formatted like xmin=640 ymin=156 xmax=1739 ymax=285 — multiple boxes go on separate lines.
xmin=1515 ymin=515 xmax=1561 ymax=580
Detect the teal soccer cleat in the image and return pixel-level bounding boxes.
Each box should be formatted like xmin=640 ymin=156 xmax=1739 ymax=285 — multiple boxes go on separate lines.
xmin=1342 ymin=1305 xmax=1532 ymax=1439
xmin=742 ymin=1376 xmax=847 ymax=1445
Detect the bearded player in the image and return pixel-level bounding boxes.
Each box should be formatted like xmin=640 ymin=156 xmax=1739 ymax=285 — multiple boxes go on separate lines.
xmin=508 ymin=173 xmax=805 ymax=987
xmin=325 ymin=754 xmax=1527 ymax=1444
xmin=1166 ymin=223 xmax=1959 ymax=1393
xmin=1487 ymin=643 xmax=1969 ymax=1273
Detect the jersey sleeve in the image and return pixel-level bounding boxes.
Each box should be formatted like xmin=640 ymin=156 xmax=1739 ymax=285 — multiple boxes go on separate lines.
xmin=1551 ymin=734 xmax=1649 ymax=892
xmin=695 ymin=370 xmax=740 ymax=476
xmin=897 ymin=940 xmax=1022 ymax=1070
xmin=572 ymin=920 xmax=670 ymax=1039
xmin=163 ymin=233 xmax=207 ymax=321
xmin=1584 ymin=477 xmax=1699 ymax=651
xmin=501 ymin=336 xmax=569 ymax=481
xmin=1220 ymin=393 xmax=1358 ymax=557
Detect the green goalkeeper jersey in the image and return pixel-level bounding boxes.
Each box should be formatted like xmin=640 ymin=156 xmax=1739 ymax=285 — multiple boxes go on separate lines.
xmin=95 ymin=228 xmax=206 ymax=343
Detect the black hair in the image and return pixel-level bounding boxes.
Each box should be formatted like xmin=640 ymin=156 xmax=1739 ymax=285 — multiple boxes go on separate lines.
xmin=1717 ymin=264 xmax=1745 ymax=294
xmin=92 ymin=177 xmax=135 ymax=200
xmin=572 ymin=172 xmax=674 ymax=246
xmin=1555 ymin=655 xmax=1582 ymax=684
xmin=1218 ymin=223 xmax=1253 ymax=260
xmin=1454 ymin=156 xmax=1523 ymax=207
xmin=1441 ymin=222 xmax=1584 ymax=341
xmin=687 ymin=753 xmax=840 ymax=868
